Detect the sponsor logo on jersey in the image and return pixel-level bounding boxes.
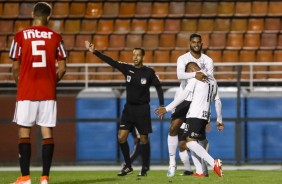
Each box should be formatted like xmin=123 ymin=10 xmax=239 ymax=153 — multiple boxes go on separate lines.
xmin=129 ymin=70 xmax=134 ymax=73
xmin=141 ymin=78 xmax=147 ymax=84
xmin=23 ymin=29 xmax=53 ymax=39
xmin=127 ymin=75 xmax=131 ymax=82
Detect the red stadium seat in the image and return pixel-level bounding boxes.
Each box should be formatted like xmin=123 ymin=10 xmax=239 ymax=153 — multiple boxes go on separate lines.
xmin=201 ymin=2 xmax=218 ymax=17
xmin=93 ymin=35 xmax=108 ymax=51
xmin=234 ymin=2 xmax=251 ymax=17
xmin=118 ymin=2 xmax=135 ymax=18
xmin=75 ymin=34 xmax=92 ymax=50
xmin=217 ymin=2 xmax=234 ymax=17
xmin=114 ymin=19 xmax=130 ymax=34
xmin=269 ymin=50 xmax=282 ymax=78
xmin=209 ymin=33 xmax=226 ymax=50
xmin=2 ymin=2 xmax=19 ymax=18
xmin=19 ymin=3 xmax=33 ymax=18
xmin=52 ymin=2 xmax=69 ymax=18
xmin=154 ymin=50 xmax=170 ymax=63
xmin=48 ymin=20 xmax=64 ymax=34
xmin=143 ymin=34 xmax=159 ymax=50
xmin=0 ymin=20 xmax=14 ymax=34
xmin=143 ymin=50 xmax=153 ymax=63
xmin=247 ymin=18 xmax=264 ymax=33
xmin=0 ymin=35 xmax=7 ymax=50
xmin=175 ymin=32 xmax=190 ymax=50
xmin=69 ymin=2 xmax=85 ymax=18
xmin=264 ymin=18 xmax=281 ymax=33
xmin=230 ymin=19 xmax=247 ymax=33
xmin=125 ymin=34 xmax=142 ymax=50
xmin=97 ymin=20 xmax=114 ymax=34
xmin=147 ymin=19 xmax=164 ymax=34
xmin=159 ymin=34 xmax=175 ymax=50
xmin=14 ymin=20 xmax=31 ymax=33
xmin=131 ymin=19 xmax=147 ymax=34
xmin=255 ymin=50 xmax=273 ymax=79
xmin=85 ymin=2 xmax=102 ymax=18
xmin=135 ymin=2 xmax=152 ymax=18
xmin=205 ymin=50 xmax=222 ymax=63
xmin=64 ymin=20 xmax=81 ymax=34
xmin=119 ymin=50 xmax=133 ymax=63
xmin=170 ymin=50 xmax=185 ymax=63
xmin=197 ymin=19 xmax=214 ymax=33
xmin=168 ymin=2 xmax=185 ymax=18
xmin=260 ymin=33 xmax=277 ymax=50
xmin=213 ymin=19 xmax=230 ymax=33
xmin=152 ymin=2 xmax=168 ymax=18
xmin=226 ymin=33 xmax=243 ymax=50
xmin=108 ymin=34 xmax=125 ymax=50
xmin=81 ymin=19 xmax=97 ymax=34
xmin=268 ymin=1 xmax=282 ymax=17
xmin=185 ymin=2 xmax=202 ymax=17
xmin=243 ymin=33 xmax=260 ymax=50
xmin=164 ymin=19 xmax=181 ymax=33
xmin=68 ymin=51 xmax=85 ymax=63
xmin=251 ymin=1 xmax=267 ymax=17
xmin=102 ymin=2 xmax=119 ymax=18
xmin=62 ymin=34 xmax=75 ymax=50
xmin=181 ymin=19 xmax=197 ymax=32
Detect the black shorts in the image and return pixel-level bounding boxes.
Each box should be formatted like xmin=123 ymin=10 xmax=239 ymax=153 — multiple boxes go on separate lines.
xmin=171 ymin=100 xmax=191 ymax=122
xmin=178 ymin=125 xmax=186 ymax=141
xmin=183 ymin=118 xmax=208 ymax=140
xmin=120 ymin=103 xmax=152 ymax=134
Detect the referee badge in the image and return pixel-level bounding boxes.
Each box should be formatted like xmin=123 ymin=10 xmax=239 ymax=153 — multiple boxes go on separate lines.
xmin=141 ymin=78 xmax=147 ymax=84
xmin=127 ymin=75 xmax=131 ymax=82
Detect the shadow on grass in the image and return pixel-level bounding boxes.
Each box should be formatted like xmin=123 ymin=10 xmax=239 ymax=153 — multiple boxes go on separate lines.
xmin=53 ymin=177 xmax=119 ymax=184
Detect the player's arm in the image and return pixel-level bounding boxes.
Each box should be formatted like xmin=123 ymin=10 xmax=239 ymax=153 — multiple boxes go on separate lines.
xmin=177 ymin=57 xmax=206 ymax=81
xmin=206 ymin=58 xmax=214 ymax=77
xmin=214 ymin=87 xmax=224 ymax=131
xmin=56 ymin=59 xmax=66 ymax=83
xmin=152 ymin=71 xmax=164 ymax=107
xmin=85 ymin=40 xmax=126 ymax=74
xmin=12 ymin=60 xmax=20 ymax=84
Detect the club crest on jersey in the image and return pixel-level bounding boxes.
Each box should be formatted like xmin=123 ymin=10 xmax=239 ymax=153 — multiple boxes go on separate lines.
xmin=200 ymin=62 xmax=206 ymax=70
xmin=127 ymin=75 xmax=131 ymax=82
xmin=141 ymin=78 xmax=147 ymax=84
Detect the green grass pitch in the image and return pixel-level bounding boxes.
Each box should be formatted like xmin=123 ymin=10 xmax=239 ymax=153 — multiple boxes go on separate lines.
xmin=1 ymin=170 xmax=282 ymax=184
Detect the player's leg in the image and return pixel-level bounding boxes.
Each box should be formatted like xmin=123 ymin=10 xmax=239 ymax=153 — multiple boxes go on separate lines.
xmin=12 ymin=101 xmax=37 ymax=184
xmin=117 ymin=129 xmax=132 ymax=176
xmin=37 ymin=100 xmax=57 ymax=184
xmin=130 ymin=128 xmax=141 ymax=163
xmin=138 ymin=134 xmax=150 ymax=176
xmin=198 ymin=139 xmax=209 ymax=177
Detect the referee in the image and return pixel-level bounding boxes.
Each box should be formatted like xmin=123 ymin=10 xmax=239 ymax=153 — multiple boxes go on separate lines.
xmin=85 ymin=41 xmax=164 ymax=177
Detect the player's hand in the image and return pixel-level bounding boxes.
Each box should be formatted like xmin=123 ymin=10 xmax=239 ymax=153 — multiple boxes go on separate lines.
xmin=85 ymin=40 xmax=95 ymax=52
xmin=195 ymin=72 xmax=207 ymax=82
xmin=155 ymin=107 xmax=167 ymax=120
xmin=216 ymin=122 xmax=224 ymax=131
xmin=205 ymin=122 xmax=211 ymax=132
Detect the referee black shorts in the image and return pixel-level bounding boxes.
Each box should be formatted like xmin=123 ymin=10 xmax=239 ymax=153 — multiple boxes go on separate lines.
xmin=171 ymin=100 xmax=191 ymax=122
xmin=120 ymin=103 xmax=152 ymax=134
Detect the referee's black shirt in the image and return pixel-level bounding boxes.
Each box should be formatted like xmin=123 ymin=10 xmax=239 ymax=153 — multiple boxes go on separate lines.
xmin=93 ymin=50 xmax=164 ymax=106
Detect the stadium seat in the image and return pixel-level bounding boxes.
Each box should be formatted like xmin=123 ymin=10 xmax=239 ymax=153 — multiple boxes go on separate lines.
xmin=154 ymin=50 xmax=170 ymax=63
xmin=159 ymin=34 xmax=175 ymax=50
xmin=0 ymin=52 xmax=11 ymax=64
xmin=201 ymin=2 xmax=218 ymax=17
xmin=168 ymin=2 xmax=185 ymax=18
xmin=152 ymin=2 xmax=168 ymax=18
xmin=143 ymin=34 xmax=159 ymax=50
xmin=230 ymin=19 xmax=247 ymax=33
xmin=0 ymin=20 xmax=14 ymax=34
xmin=213 ymin=19 xmax=230 ymax=33
xmin=125 ymin=34 xmax=142 ymax=50
xmin=108 ymin=34 xmax=125 ymax=50
xmin=2 ymin=2 xmax=19 ymax=18
xmin=75 ymin=34 xmax=92 ymax=50
xmin=243 ymin=33 xmax=260 ymax=50
xmin=61 ymin=34 xmax=75 ymax=50
xmin=119 ymin=50 xmax=133 ymax=63
xmin=81 ymin=19 xmax=97 ymax=34
xmin=255 ymin=50 xmax=273 ymax=79
xmin=64 ymin=20 xmax=80 ymax=34
xmin=164 ymin=66 xmax=177 ymax=80
xmin=269 ymin=50 xmax=282 ymax=79
xmin=264 ymin=18 xmax=281 ymax=33
xmin=102 ymin=2 xmax=119 ymax=18
xmin=85 ymin=51 xmax=103 ymax=63
xmin=0 ymin=35 xmax=7 ymax=50
xmin=154 ymin=66 xmax=165 ymax=80
xmin=247 ymin=18 xmax=264 ymax=33
xmin=170 ymin=50 xmax=185 ymax=63
xmin=181 ymin=19 xmax=197 ymax=32
xmin=0 ymin=52 xmax=12 ymax=80
xmin=48 ymin=20 xmax=64 ymax=33
xmin=217 ymin=2 xmax=235 ymax=17
xmin=222 ymin=50 xmax=239 ymax=62
xmin=85 ymin=2 xmax=102 ymax=18
xmin=175 ymin=32 xmax=190 ymax=50
xmin=226 ymin=33 xmax=243 ymax=50
xmin=97 ymin=20 xmax=114 ymax=34
xmin=19 ymin=2 xmax=33 ymax=18
xmin=93 ymin=35 xmax=108 ymax=51
xmin=131 ymin=19 xmax=147 ymax=34
xmin=197 ymin=19 xmax=214 ymax=33
xmin=68 ymin=51 xmax=85 ymax=63
xmin=260 ymin=33 xmax=277 ymax=50
xmin=118 ymin=2 xmax=135 ymax=18
xmin=277 ymin=33 xmax=282 ymax=49
xmin=201 ymin=33 xmax=210 ymax=50
xmin=147 ymin=19 xmax=164 ymax=34
xmin=268 ymin=1 xmax=282 ymax=17
xmin=0 ymin=3 xmax=2 ymax=16
xmin=52 ymin=2 xmax=69 ymax=18
xmin=217 ymin=50 xmax=239 ymax=79
xmin=14 ymin=20 xmax=31 ymax=32
xmin=103 ymin=51 xmax=119 ymax=61
xmin=95 ymin=67 xmax=114 ymax=81
xmin=234 ymin=2 xmax=251 ymax=17
xmin=114 ymin=19 xmax=130 ymax=34
xmin=205 ymin=50 xmax=222 ymax=63
xmin=239 ymin=50 xmax=256 ymax=62
xmin=185 ymin=1 xmax=202 ymax=17
xmin=135 ymin=2 xmax=152 ymax=18
xmin=209 ymin=33 xmax=226 ymax=50
xmin=164 ymin=19 xmax=180 ymax=33
xmin=69 ymin=2 xmax=85 ymax=18
xmin=143 ymin=50 xmax=153 ymax=63
xmin=251 ymin=1 xmax=267 ymax=17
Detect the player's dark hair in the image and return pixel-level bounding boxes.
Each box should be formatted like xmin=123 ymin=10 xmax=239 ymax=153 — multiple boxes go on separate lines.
xmin=133 ymin=48 xmax=145 ymax=56
xmin=185 ymin=62 xmax=200 ymax=72
xmin=33 ymin=2 xmax=52 ymax=17
xmin=189 ymin=33 xmax=202 ymax=42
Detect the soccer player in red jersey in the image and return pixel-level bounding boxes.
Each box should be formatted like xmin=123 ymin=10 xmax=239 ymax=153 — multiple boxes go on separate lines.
xmin=9 ymin=2 xmax=67 ymax=184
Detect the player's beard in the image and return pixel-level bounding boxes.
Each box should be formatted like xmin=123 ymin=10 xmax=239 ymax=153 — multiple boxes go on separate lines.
xmin=190 ymin=45 xmax=202 ymax=55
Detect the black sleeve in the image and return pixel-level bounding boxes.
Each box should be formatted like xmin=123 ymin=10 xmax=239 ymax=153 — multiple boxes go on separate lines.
xmin=152 ymin=71 xmax=164 ymax=106
xmin=93 ymin=50 xmax=127 ymax=74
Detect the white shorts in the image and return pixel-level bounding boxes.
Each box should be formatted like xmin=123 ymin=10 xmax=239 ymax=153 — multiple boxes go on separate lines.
xmin=13 ymin=100 xmax=57 ymax=127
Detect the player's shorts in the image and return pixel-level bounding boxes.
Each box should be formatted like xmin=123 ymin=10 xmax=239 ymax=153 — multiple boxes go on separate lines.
xmin=13 ymin=100 xmax=57 ymax=127
xmin=171 ymin=100 xmax=191 ymax=122
xmin=120 ymin=103 xmax=152 ymax=134
xmin=178 ymin=123 xmax=186 ymax=141
xmin=183 ymin=118 xmax=208 ymax=140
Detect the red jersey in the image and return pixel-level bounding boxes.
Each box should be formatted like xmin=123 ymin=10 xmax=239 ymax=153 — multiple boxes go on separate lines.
xmin=9 ymin=26 xmax=67 ymax=101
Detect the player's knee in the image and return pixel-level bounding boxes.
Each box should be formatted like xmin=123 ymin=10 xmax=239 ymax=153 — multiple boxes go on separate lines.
xmin=179 ymin=141 xmax=187 ymax=151
xmin=169 ymin=125 xmax=178 ymax=136
xmin=139 ymin=136 xmax=149 ymax=144
xmin=118 ymin=135 xmax=127 ymax=143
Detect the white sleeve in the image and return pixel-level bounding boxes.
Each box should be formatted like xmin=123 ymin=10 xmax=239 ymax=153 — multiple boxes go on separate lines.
xmin=177 ymin=56 xmax=196 ymax=80
xmin=215 ymin=98 xmax=222 ymax=123
xmin=166 ymin=79 xmax=196 ymax=112
xmin=206 ymin=58 xmax=214 ymax=77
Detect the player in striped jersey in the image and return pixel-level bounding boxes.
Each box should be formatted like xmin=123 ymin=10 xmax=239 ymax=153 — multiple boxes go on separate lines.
xmin=9 ymin=2 xmax=67 ymax=184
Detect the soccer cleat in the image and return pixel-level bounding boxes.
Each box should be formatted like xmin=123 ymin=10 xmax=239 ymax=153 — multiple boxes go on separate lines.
xmin=11 ymin=175 xmax=31 ymax=184
xmin=193 ymin=173 xmax=205 ymax=177
xmin=166 ymin=165 xmax=177 ymax=177
xmin=213 ymin=159 xmax=223 ymax=177
xmin=40 ymin=176 xmax=48 ymax=184
xmin=179 ymin=170 xmax=193 ymax=176
xmin=137 ymin=167 xmax=148 ymax=176
xmin=117 ymin=166 xmax=133 ymax=176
